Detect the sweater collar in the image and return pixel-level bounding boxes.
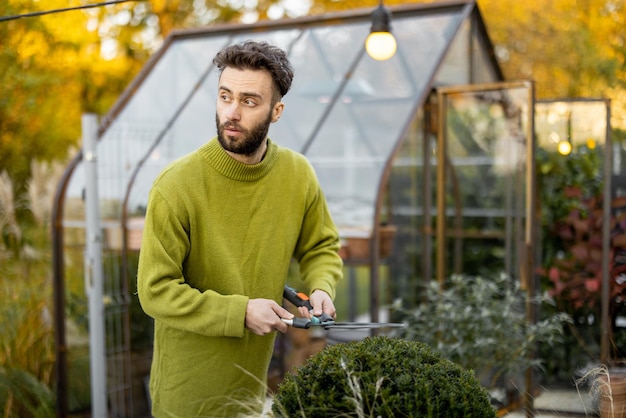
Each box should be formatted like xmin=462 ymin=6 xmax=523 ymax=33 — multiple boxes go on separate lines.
xmin=199 ymin=137 xmax=279 ymax=182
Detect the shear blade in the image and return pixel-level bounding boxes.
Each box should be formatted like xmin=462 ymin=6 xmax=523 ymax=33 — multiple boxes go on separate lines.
xmin=322 ymin=322 xmax=405 ymax=330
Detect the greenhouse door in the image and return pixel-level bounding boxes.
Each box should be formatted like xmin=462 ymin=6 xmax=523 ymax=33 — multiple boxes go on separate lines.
xmin=434 ymin=81 xmax=535 ymax=287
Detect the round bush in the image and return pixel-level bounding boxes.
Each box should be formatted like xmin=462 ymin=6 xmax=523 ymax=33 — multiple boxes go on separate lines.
xmin=272 ymin=336 xmax=496 ymax=417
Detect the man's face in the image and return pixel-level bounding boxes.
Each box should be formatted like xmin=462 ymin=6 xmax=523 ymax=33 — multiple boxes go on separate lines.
xmin=215 ymin=67 xmax=284 ymax=157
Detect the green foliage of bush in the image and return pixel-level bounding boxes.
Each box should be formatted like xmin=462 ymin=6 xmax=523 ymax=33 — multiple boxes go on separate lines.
xmin=272 ymin=336 xmax=496 ymax=417
xmin=394 ymin=274 xmax=571 ymax=386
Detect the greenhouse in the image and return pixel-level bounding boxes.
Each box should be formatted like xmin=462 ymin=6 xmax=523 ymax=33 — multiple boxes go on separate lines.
xmin=51 ymin=1 xmax=615 ymax=416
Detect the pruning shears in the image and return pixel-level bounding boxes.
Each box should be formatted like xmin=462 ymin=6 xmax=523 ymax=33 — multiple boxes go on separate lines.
xmin=281 ymin=285 xmax=405 ymax=330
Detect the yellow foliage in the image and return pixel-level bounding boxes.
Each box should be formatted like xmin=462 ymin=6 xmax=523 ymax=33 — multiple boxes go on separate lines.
xmin=0 ymin=0 xmax=145 ymax=185
xmin=16 ymin=30 xmax=50 ymax=59
xmin=477 ymin=0 xmax=626 ymax=128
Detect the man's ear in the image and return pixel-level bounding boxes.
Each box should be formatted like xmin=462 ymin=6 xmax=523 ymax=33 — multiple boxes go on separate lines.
xmin=271 ymin=102 xmax=284 ymax=123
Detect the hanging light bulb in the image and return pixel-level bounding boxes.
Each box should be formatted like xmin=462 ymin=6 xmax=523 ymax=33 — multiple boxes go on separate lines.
xmin=365 ymin=1 xmax=397 ymax=61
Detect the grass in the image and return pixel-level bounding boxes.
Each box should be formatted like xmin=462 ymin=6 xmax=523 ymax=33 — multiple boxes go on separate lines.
xmin=575 ymin=364 xmax=626 ymax=417
xmin=0 ymin=230 xmax=56 ymax=416
xmin=0 ymin=162 xmax=72 ymax=417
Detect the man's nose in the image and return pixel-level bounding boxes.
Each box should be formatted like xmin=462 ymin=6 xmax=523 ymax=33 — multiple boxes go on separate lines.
xmin=225 ymin=102 xmax=241 ymax=121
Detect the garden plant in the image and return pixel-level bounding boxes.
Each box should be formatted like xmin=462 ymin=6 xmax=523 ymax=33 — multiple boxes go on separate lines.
xmin=272 ymin=335 xmax=496 ymax=417
xmin=393 ymin=273 xmax=571 ymax=407
xmin=536 ymin=143 xmax=626 ymax=378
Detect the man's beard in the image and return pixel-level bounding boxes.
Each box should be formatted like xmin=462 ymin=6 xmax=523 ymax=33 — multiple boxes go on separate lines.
xmin=216 ymin=112 xmax=272 ymax=157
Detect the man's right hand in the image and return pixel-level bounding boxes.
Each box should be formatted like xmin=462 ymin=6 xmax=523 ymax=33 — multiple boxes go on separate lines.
xmin=245 ymin=298 xmax=294 ymax=335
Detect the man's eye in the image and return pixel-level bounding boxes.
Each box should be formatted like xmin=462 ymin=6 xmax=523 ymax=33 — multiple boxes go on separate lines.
xmin=244 ymin=99 xmax=256 ymax=106
xmin=220 ymin=94 xmax=231 ymax=102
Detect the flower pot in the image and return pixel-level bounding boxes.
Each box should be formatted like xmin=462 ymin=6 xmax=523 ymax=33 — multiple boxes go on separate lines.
xmin=340 ymin=225 xmax=397 ymax=261
xmin=598 ymin=374 xmax=626 ymax=418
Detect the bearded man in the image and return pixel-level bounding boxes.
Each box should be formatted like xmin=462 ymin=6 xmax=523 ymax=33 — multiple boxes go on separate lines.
xmin=137 ymin=40 xmax=343 ymax=417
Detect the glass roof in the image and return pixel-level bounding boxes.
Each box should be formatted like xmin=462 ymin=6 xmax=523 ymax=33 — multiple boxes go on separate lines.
xmin=64 ymin=1 xmax=500 ymax=233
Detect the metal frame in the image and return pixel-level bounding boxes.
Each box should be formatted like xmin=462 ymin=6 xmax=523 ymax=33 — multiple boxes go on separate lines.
xmin=435 ymin=80 xmax=535 ymax=285
xmin=436 ymin=80 xmax=536 ymax=416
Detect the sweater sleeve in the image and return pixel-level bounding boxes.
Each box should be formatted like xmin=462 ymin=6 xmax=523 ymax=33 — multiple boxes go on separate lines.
xmin=294 ymin=182 xmax=344 ymax=299
xmin=137 ymin=188 xmax=248 ymax=338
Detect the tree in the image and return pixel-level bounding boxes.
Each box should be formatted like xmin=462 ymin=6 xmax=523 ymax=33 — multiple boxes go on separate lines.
xmin=0 ymin=0 xmax=144 ymax=223
xmin=477 ymin=0 xmax=626 ymax=127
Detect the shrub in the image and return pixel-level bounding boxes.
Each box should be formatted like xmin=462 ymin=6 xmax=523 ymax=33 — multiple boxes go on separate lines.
xmin=272 ymin=336 xmax=496 ymax=417
xmin=393 ymin=273 xmax=571 ymax=387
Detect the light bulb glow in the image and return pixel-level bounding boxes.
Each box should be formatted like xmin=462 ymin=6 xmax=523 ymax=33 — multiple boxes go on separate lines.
xmin=366 ymin=31 xmax=397 ymax=61
xmin=557 ymin=141 xmax=572 ymax=155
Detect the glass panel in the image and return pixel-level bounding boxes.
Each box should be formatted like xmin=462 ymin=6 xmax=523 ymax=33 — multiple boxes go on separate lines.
xmin=438 ymin=82 xmax=533 ymax=281
xmin=436 ymin=16 xmax=502 ymax=87
xmin=387 ymin=110 xmax=429 ymax=305
xmin=396 ymin=12 xmax=464 ymax=88
xmin=281 ymin=11 xmax=464 ymax=230
xmin=435 ymin=18 xmax=470 ymax=85
xmin=535 ymin=100 xmax=608 ymax=153
xmin=273 ymin=23 xmax=372 ymax=153
xmin=471 ymin=23 xmax=500 ymax=83
xmin=534 ymin=99 xmax=612 ymax=367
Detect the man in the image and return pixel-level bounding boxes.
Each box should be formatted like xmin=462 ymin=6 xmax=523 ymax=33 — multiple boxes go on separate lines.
xmin=137 ymin=40 xmax=343 ymax=417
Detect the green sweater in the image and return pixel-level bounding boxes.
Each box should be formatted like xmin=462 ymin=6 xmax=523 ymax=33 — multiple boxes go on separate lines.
xmin=137 ymin=137 xmax=343 ymax=417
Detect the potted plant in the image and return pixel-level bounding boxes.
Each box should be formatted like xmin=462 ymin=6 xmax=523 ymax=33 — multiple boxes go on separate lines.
xmin=576 ymin=364 xmax=626 ymax=418
xmin=392 ymin=273 xmax=571 ymax=409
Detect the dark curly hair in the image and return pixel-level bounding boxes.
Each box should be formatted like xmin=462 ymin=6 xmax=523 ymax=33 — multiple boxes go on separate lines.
xmin=213 ymin=40 xmax=294 ymax=103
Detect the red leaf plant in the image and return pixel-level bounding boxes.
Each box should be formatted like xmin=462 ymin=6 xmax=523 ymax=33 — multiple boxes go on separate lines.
xmin=538 ymin=194 xmax=626 ymax=333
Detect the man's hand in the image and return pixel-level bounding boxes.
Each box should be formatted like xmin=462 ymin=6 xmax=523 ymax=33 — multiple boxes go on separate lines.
xmin=297 ymin=289 xmax=336 ymax=320
xmin=245 ymin=298 xmax=294 ymax=336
